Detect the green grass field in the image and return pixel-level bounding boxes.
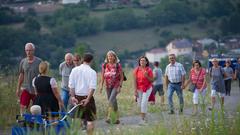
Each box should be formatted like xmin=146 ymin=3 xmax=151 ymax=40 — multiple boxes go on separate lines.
xmin=77 ymin=27 xmax=159 ymax=56
xmin=77 ymin=21 xmax=216 ymax=57
xmin=1 ymin=64 xmax=239 ymax=135
xmin=1 ymin=71 xmax=240 ymax=134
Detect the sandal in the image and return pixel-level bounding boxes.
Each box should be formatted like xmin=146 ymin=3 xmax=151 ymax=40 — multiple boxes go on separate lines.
xmin=114 ymin=120 xmax=120 ymax=124
xmin=105 ymin=119 xmax=111 ymax=124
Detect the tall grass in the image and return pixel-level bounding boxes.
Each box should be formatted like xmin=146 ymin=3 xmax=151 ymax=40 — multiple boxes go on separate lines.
xmin=0 ymin=70 xmax=19 ymax=128
xmin=1 ymin=69 xmax=240 ymax=135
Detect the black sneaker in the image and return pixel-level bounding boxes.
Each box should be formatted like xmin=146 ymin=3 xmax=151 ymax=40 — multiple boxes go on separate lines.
xmin=114 ymin=120 xmax=120 ymax=124
xmin=105 ymin=119 xmax=111 ymax=124
xmin=208 ymin=107 xmax=213 ymax=111
xmin=179 ymin=108 xmax=183 ymax=114
xmin=168 ymin=110 xmax=174 ymax=114
xmin=81 ymin=125 xmax=87 ymax=131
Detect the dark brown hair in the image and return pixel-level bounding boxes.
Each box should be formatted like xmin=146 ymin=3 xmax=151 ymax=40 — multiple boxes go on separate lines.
xmin=138 ymin=56 xmax=150 ymax=67
xmin=192 ymin=60 xmax=202 ymax=67
xmin=83 ymin=53 xmax=93 ymax=63
xmin=154 ymin=61 xmax=159 ymax=67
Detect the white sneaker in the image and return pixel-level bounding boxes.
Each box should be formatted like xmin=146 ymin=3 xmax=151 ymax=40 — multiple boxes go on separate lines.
xmin=138 ymin=119 xmax=147 ymax=126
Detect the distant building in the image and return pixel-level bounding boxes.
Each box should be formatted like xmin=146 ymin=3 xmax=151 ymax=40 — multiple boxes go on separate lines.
xmin=145 ymin=48 xmax=168 ymax=63
xmin=220 ymin=36 xmax=240 ymax=50
xmin=196 ymin=38 xmax=218 ymax=47
xmin=166 ymin=38 xmax=192 ymax=56
xmin=192 ymin=41 xmax=204 ymax=60
xmin=62 ymin=0 xmax=81 ymax=4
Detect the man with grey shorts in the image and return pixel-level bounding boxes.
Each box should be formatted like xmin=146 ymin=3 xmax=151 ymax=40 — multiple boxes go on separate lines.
xmin=152 ymin=61 xmax=164 ymax=105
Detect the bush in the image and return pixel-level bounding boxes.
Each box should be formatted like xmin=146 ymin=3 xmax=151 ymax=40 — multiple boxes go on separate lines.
xmin=0 ymin=7 xmax=24 ymax=25
xmin=24 ymin=17 xmax=41 ymax=31
xmin=148 ymin=1 xmax=198 ymax=26
xmin=197 ymin=16 xmax=208 ymax=28
xmin=104 ymin=9 xmax=138 ymax=31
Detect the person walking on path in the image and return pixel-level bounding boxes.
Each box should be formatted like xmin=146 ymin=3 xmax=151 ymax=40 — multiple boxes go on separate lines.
xmin=32 ymin=61 xmax=64 ymax=118
xmin=224 ymin=60 xmax=234 ymax=96
xmin=69 ymin=53 xmax=97 ymax=135
xmin=99 ymin=50 xmax=124 ymax=124
xmin=209 ymin=58 xmax=227 ymax=110
xmin=73 ymin=53 xmax=81 ymax=67
xmin=152 ymin=61 xmax=164 ymax=105
xmin=133 ymin=56 xmax=154 ymax=125
xmin=234 ymin=57 xmax=240 ymax=91
xmin=72 ymin=53 xmax=87 ymax=129
xmin=185 ymin=60 xmax=207 ymax=115
xmin=59 ymin=53 xmax=74 ymax=109
xmin=165 ymin=54 xmax=186 ymax=114
xmin=16 ymin=43 xmax=42 ymax=115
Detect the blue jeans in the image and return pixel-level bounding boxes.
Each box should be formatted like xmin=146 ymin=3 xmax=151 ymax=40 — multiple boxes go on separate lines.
xmin=106 ymin=88 xmax=118 ymax=111
xmin=61 ymin=88 xmax=70 ymax=109
xmin=167 ymin=83 xmax=184 ymax=111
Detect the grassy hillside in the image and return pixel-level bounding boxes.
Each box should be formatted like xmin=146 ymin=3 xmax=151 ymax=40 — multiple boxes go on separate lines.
xmin=77 ymin=27 xmax=159 ymax=56
xmin=77 ymin=22 xmax=217 ymax=56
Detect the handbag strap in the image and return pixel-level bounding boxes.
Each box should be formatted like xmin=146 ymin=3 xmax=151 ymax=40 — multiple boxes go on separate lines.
xmin=194 ymin=69 xmax=202 ymax=84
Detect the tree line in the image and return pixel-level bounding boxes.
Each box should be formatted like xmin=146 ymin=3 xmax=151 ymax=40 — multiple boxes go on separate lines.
xmin=0 ymin=0 xmax=240 ymax=70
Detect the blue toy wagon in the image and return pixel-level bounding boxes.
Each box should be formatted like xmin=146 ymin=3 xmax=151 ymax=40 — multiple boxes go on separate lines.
xmin=11 ymin=104 xmax=80 ymax=135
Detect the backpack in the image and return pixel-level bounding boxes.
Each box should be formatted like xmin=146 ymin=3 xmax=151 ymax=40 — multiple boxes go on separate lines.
xmin=103 ymin=63 xmax=127 ymax=81
xmin=209 ymin=67 xmax=224 ymax=78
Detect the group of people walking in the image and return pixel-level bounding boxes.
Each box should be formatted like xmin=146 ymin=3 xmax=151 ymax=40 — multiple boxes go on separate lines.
xmin=16 ymin=43 xmax=96 ymax=134
xmin=16 ymin=42 xmax=240 ymax=134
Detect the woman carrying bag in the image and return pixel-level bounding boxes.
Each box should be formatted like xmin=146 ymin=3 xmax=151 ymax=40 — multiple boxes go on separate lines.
xmin=185 ymin=60 xmax=207 ymax=116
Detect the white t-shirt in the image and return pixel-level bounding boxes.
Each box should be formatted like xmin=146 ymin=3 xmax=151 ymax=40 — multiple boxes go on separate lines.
xmin=68 ymin=63 xmax=97 ymax=96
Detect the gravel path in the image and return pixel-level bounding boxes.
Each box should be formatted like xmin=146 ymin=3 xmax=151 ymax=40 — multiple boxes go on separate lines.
xmin=95 ymin=85 xmax=240 ymax=132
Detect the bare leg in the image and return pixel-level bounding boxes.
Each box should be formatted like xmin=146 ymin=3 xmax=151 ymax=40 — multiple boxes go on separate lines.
xmin=221 ymin=97 xmax=224 ymax=107
xmin=192 ymin=104 xmax=198 ymax=115
xmin=87 ymin=121 xmax=94 ymax=135
xmin=160 ymin=96 xmax=164 ymax=105
xmin=140 ymin=113 xmax=146 ymax=120
xmin=211 ymin=97 xmax=216 ymax=109
xmin=20 ymin=105 xmax=27 ymax=115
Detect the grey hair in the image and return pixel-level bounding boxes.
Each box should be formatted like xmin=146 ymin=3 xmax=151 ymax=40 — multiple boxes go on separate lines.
xmin=25 ymin=42 xmax=35 ymax=50
xmin=65 ymin=53 xmax=74 ymax=59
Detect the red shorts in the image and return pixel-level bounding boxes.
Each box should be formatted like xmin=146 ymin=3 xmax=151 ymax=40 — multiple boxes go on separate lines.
xmin=20 ymin=89 xmax=36 ymax=108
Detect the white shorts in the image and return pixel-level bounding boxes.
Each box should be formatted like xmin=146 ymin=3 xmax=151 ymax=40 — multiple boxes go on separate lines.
xmin=193 ymin=88 xmax=207 ymax=104
xmin=211 ymin=89 xmax=225 ymax=97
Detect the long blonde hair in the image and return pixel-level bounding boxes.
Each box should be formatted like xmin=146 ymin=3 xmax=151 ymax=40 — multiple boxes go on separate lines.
xmin=104 ymin=50 xmax=120 ymax=63
xmin=39 ymin=61 xmax=49 ymax=75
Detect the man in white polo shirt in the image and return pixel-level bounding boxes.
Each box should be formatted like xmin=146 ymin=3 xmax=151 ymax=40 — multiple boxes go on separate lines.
xmin=69 ymin=53 xmax=97 ymax=135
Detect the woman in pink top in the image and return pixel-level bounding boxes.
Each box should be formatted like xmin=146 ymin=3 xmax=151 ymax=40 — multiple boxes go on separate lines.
xmin=99 ymin=50 xmax=124 ymax=124
xmin=133 ymin=56 xmax=154 ymax=125
xmin=185 ymin=60 xmax=207 ymax=116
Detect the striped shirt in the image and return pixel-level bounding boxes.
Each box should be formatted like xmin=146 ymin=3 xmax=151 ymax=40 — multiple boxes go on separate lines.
xmin=190 ymin=68 xmax=207 ymax=89
xmin=165 ymin=62 xmax=186 ymax=83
